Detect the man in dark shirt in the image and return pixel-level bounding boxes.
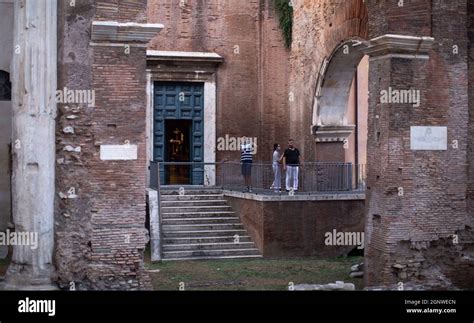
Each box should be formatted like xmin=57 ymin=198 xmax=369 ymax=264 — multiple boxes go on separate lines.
xmin=282 ymin=139 xmax=301 ymax=192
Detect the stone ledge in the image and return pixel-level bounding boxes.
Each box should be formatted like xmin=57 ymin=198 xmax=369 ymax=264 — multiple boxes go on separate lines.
xmin=312 ymin=125 xmax=356 ymax=142
xmin=223 ymin=190 xmax=365 ymax=202
xmin=363 ymin=34 xmax=435 ymax=59
xmin=147 ymin=50 xmax=224 ymax=66
xmin=91 ymin=21 xmax=164 ymax=43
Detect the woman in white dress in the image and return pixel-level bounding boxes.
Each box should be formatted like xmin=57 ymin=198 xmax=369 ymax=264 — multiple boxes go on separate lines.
xmin=270 ymin=143 xmax=282 ymax=192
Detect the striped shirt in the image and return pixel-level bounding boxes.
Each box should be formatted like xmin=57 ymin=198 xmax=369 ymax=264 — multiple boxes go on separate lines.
xmin=241 ymin=143 xmax=253 ymax=163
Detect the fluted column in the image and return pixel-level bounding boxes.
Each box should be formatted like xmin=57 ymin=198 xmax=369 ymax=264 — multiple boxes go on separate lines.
xmin=4 ymin=0 xmax=57 ymax=290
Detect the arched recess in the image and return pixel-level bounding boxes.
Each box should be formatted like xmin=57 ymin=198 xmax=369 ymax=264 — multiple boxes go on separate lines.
xmin=311 ymin=39 xmax=369 ymax=164
xmin=312 ymin=40 xmax=365 ymax=127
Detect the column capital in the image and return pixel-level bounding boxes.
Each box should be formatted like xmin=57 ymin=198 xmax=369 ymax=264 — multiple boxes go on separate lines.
xmin=363 ymin=34 xmax=435 ymax=60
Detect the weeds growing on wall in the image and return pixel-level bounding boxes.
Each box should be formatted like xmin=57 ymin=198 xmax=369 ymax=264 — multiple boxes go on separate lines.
xmin=274 ymin=0 xmax=293 ymax=49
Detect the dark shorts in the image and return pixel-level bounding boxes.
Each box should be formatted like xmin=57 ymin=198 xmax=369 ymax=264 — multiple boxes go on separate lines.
xmin=241 ymin=162 xmax=252 ymax=176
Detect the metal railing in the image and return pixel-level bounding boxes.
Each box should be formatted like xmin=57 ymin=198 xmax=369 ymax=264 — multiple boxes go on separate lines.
xmin=149 ymin=161 xmax=366 ymax=193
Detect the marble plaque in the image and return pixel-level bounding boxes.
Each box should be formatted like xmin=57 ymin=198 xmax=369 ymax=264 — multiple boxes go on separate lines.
xmin=410 ymin=126 xmax=447 ymax=151
xmin=100 ymin=144 xmax=138 ymax=160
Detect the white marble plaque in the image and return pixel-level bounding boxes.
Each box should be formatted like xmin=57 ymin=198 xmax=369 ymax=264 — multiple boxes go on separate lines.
xmin=410 ymin=126 xmax=447 ymax=151
xmin=100 ymin=144 xmax=138 ymax=160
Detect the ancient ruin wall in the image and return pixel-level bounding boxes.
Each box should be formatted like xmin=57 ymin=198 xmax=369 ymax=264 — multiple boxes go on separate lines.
xmin=289 ymin=0 xmax=369 ymax=160
xmin=147 ymin=0 xmax=290 ymax=162
xmin=55 ymin=0 xmax=151 ymax=290
xmin=290 ymin=0 xmax=473 ymax=289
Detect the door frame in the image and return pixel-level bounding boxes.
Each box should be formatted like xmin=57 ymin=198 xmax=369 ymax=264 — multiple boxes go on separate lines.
xmin=146 ymin=50 xmax=223 ymax=187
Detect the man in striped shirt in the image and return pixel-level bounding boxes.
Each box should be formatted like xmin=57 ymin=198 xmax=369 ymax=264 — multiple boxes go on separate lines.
xmin=240 ymin=137 xmax=254 ymax=193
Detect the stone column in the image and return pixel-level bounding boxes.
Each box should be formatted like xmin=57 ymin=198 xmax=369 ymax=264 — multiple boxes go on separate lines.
xmin=3 ymin=0 xmax=57 ymax=290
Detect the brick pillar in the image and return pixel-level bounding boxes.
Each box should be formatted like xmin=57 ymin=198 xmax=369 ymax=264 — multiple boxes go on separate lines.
xmin=363 ymin=34 xmax=441 ymax=288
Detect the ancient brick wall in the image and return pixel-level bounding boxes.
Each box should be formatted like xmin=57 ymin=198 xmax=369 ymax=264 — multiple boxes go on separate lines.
xmin=55 ymin=0 xmax=151 ymax=290
xmin=226 ymin=196 xmax=365 ymax=257
xmin=468 ymin=0 xmax=474 ymax=250
xmin=147 ymin=0 xmax=290 ymax=162
xmin=289 ymin=0 xmax=368 ymax=160
xmin=291 ymin=0 xmax=473 ymax=289
xmin=364 ymin=0 xmax=472 ymax=289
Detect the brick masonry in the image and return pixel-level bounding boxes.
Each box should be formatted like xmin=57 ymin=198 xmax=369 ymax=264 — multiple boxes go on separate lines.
xmin=54 ymin=0 xmax=291 ymax=291
xmin=290 ymin=0 xmax=473 ymax=289
xmin=226 ymin=196 xmax=365 ymax=257
xmin=55 ymin=0 xmax=151 ymax=290
xmin=147 ymin=0 xmax=291 ymax=162
xmin=51 ymin=0 xmax=473 ymax=290
xmin=468 ymin=0 xmax=474 ymax=259
xmin=289 ymin=0 xmax=369 ymax=161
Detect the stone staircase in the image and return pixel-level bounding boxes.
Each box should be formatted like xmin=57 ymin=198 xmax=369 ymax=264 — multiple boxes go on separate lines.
xmin=160 ymin=188 xmax=262 ymax=261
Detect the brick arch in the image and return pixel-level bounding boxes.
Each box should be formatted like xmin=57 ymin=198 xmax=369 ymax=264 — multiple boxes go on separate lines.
xmin=312 ymin=39 xmax=366 ymax=128
xmin=289 ymin=0 xmax=369 ymax=160
xmin=307 ymin=0 xmax=369 ymax=163
xmin=310 ymin=0 xmax=369 ymax=125
xmin=317 ymin=0 xmax=369 ymax=57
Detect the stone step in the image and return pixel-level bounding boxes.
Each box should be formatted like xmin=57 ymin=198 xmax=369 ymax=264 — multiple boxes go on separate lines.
xmin=162 ymin=229 xmax=248 ymax=238
xmin=162 ymin=223 xmax=245 ymax=232
xmin=161 ymin=188 xmax=223 ymax=196
xmin=157 ymin=189 xmax=262 ymax=261
xmin=161 ymin=254 xmax=263 ymax=261
xmin=162 ymin=211 xmax=236 ymax=219
xmin=160 ymin=194 xmax=225 ymax=201
xmin=161 ymin=205 xmax=233 ymax=213
xmin=163 ymin=242 xmax=256 ymax=252
xmin=162 ymin=217 xmax=241 ymax=225
xmin=162 ymin=248 xmax=261 ymax=260
xmin=161 ymin=199 xmax=228 ymax=206
xmin=163 ymin=236 xmax=253 ymax=245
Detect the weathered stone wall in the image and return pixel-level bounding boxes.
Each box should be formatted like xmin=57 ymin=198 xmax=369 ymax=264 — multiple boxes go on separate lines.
xmin=468 ymin=0 xmax=474 ymax=255
xmin=48 ymin=0 xmax=473 ymax=290
xmin=464 ymin=0 xmax=474 ymax=289
xmin=364 ymin=0 xmax=472 ymax=289
xmin=291 ymin=0 xmax=473 ymax=289
xmin=55 ymin=0 xmax=151 ymax=290
xmin=147 ymin=0 xmax=290 ymax=162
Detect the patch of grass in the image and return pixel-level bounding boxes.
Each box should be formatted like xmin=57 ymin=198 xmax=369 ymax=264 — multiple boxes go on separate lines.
xmin=145 ymin=256 xmax=364 ymax=291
